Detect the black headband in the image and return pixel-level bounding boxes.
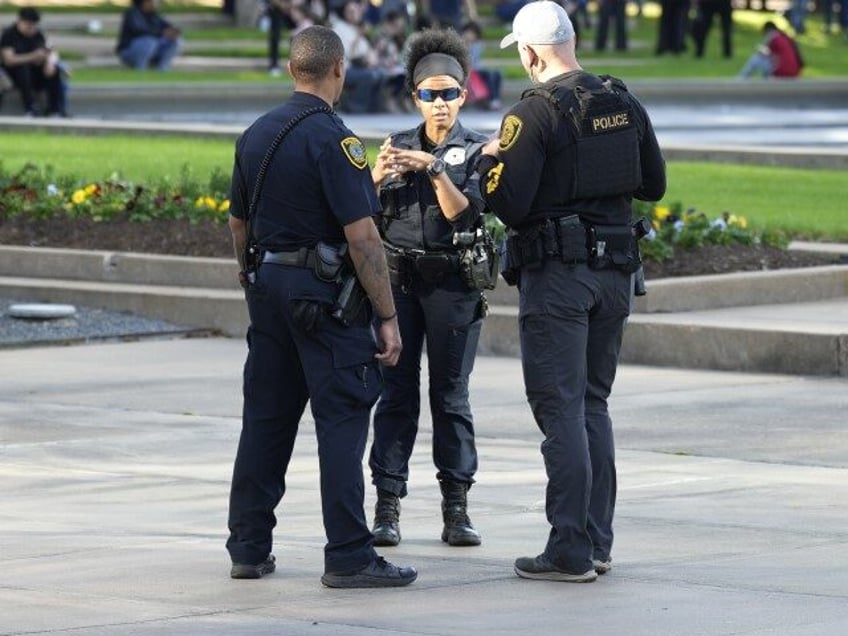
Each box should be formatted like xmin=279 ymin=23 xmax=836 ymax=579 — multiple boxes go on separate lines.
xmin=412 ymin=53 xmax=464 ymax=86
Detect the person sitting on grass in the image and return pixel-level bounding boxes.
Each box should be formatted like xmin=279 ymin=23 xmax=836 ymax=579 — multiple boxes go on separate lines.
xmin=738 ymin=21 xmax=803 ymax=79
xmin=116 ymin=0 xmax=182 ymax=71
xmin=460 ymin=20 xmax=503 ymax=110
xmin=0 ymin=7 xmax=69 ymax=117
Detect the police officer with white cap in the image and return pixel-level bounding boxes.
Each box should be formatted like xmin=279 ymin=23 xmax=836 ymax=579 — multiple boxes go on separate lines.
xmin=477 ymin=0 xmax=666 ymax=582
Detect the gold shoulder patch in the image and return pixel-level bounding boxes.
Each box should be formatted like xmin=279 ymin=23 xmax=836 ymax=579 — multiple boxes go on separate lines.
xmin=498 ymin=115 xmax=523 ymax=152
xmin=485 ymin=162 xmax=504 ymax=195
xmin=340 ymin=136 xmax=368 ymax=170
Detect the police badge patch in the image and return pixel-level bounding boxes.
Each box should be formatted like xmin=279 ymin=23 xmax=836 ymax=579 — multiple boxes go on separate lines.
xmin=443 ymin=147 xmax=467 ymax=165
xmin=340 ymin=137 xmax=368 ymax=169
xmin=498 ymin=115 xmax=523 ymax=152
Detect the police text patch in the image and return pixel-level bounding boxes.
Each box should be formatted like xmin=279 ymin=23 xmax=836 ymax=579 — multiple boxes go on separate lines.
xmin=340 ymin=137 xmax=368 ymax=169
xmin=498 ymin=115 xmax=523 ymax=152
xmin=591 ymin=111 xmax=630 ymax=133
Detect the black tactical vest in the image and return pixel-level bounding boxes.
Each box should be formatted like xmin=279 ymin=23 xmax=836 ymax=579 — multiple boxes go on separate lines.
xmin=525 ymin=75 xmax=642 ymax=200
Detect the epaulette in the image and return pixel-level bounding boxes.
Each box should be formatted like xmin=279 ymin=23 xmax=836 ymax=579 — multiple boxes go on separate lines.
xmin=598 ymin=74 xmax=629 ymax=92
xmin=521 ymin=85 xmax=566 ymax=115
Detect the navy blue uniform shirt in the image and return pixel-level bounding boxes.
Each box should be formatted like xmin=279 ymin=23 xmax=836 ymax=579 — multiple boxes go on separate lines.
xmin=379 ymin=120 xmax=487 ymax=251
xmin=229 ymin=92 xmax=381 ymax=251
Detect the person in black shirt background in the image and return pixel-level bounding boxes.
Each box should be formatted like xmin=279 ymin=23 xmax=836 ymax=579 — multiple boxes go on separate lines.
xmin=0 ymin=7 xmax=68 ymax=117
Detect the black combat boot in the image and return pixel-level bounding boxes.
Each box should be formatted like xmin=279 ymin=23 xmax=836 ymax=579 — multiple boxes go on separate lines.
xmin=439 ymin=480 xmax=481 ymax=546
xmin=372 ymin=489 xmax=401 ymax=546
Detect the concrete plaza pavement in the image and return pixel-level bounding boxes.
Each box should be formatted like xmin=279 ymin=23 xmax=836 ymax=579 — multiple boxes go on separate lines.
xmin=1 ymin=337 xmax=847 ymax=635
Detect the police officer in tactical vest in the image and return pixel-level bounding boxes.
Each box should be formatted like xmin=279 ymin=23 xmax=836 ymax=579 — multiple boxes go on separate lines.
xmin=477 ymin=1 xmax=666 ymax=582
xmin=226 ymin=25 xmax=417 ymax=589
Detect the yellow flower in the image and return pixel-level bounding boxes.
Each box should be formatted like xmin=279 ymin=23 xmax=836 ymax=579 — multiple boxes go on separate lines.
xmin=653 ymin=206 xmax=670 ymax=222
xmin=71 ymin=189 xmax=88 ymax=205
xmin=218 ymin=199 xmax=230 ymax=212
xmin=84 ymin=183 xmax=99 ymax=196
xmin=729 ymin=215 xmax=748 ymax=228
xmin=195 ymin=196 xmax=218 ymax=209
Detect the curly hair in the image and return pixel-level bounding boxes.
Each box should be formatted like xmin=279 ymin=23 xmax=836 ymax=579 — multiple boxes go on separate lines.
xmin=404 ymin=28 xmax=470 ymax=92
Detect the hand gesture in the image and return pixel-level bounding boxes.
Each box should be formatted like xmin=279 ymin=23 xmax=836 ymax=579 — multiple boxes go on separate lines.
xmin=385 ymin=148 xmax=435 ymax=174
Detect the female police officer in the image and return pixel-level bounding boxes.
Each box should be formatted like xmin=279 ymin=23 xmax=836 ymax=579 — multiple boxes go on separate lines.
xmin=367 ymin=28 xmax=489 ymax=548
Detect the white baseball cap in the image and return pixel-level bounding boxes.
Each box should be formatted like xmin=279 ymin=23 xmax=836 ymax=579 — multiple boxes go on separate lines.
xmin=499 ymin=0 xmax=576 ymax=49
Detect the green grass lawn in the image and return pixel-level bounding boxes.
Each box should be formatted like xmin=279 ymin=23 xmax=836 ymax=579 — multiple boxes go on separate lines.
xmin=70 ymin=68 xmax=286 ymax=83
xmin=665 ymin=162 xmax=847 ymax=239
xmin=0 ymin=132 xmax=234 ymax=184
xmin=19 ymin=3 xmax=847 ymax=83
xmin=2 ymin=132 xmax=845 ymax=240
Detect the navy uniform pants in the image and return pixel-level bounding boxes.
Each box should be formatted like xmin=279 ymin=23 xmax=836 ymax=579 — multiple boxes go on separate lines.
xmin=518 ymin=260 xmax=630 ymax=574
xmin=369 ymin=272 xmax=483 ymax=497
xmin=226 ymin=264 xmax=382 ymax=574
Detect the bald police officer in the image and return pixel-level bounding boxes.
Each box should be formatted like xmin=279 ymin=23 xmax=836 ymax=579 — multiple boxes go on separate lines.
xmin=477 ymin=1 xmax=666 ymax=582
xmin=226 ymin=25 xmax=417 ymax=589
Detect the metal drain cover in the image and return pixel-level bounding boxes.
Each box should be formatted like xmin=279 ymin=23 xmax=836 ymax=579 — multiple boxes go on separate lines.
xmin=8 ymin=304 xmax=78 ymax=319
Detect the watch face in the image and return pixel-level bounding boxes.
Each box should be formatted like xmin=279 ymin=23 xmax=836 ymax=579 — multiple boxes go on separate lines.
xmin=429 ymin=159 xmax=446 ymax=175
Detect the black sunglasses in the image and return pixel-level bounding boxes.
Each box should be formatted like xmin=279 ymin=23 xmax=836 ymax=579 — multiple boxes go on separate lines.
xmin=416 ymin=87 xmax=462 ymax=102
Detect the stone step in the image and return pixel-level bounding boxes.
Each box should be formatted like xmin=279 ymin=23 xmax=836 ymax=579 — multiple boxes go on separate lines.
xmin=0 ymin=245 xmax=240 ymax=290
xmin=480 ymin=299 xmax=848 ymax=376
xmin=634 ymin=265 xmax=848 ymax=313
xmin=2 ymin=247 xmax=846 ymax=375
xmin=40 ymin=12 xmax=234 ymax=33
xmin=3 ymin=247 xmax=846 ymax=312
xmin=0 ymin=275 xmax=248 ymax=338
xmin=2 ymin=270 xmax=846 ymax=375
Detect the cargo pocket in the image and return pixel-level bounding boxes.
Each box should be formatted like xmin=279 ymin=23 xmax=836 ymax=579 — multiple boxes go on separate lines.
xmin=320 ymin=322 xmax=383 ymax=407
xmin=445 ymin=314 xmax=484 ymax=378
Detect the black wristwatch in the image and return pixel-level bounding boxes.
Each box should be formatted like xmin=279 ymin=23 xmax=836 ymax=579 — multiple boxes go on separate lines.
xmin=426 ymin=158 xmax=446 ymax=178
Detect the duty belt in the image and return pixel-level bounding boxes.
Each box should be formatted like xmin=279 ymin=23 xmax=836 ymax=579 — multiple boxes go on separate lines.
xmin=509 ymin=215 xmax=589 ymax=266
xmin=263 ymin=248 xmax=317 ymax=268
xmin=384 ymin=244 xmax=461 ymax=285
xmin=385 ymin=245 xmax=461 ymax=273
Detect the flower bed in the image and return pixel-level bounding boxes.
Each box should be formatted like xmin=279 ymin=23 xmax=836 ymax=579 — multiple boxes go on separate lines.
xmin=0 ymin=163 xmax=840 ymax=278
xmin=0 ymin=163 xmax=231 ymax=226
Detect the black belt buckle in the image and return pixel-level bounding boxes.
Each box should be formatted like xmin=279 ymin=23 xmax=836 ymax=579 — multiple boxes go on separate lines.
xmin=384 ymin=247 xmax=407 ymax=272
xmin=263 ymin=248 xmax=312 ymax=268
xmin=415 ymin=254 xmax=454 ymax=283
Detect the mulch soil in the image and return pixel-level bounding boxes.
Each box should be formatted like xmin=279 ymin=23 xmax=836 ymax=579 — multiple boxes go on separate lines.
xmin=0 ymin=215 xmax=842 ymax=279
